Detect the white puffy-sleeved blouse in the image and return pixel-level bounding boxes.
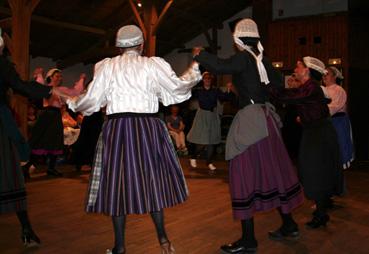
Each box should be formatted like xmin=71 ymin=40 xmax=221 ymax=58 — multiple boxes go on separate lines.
xmin=325 ymin=84 xmax=347 ymax=115
xmin=67 ymin=50 xmax=202 ymax=116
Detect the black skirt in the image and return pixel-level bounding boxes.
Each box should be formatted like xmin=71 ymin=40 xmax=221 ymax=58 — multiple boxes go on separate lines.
xmin=0 ymin=112 xmax=27 ymax=214
xmin=29 ymin=107 xmax=64 ymax=155
xmin=298 ymin=118 xmax=343 ymax=200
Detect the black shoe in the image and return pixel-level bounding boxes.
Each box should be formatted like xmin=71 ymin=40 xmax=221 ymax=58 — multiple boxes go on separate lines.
xmin=47 ymin=169 xmax=63 ymax=176
xmin=21 ymin=227 xmax=41 ymax=246
xmin=305 ymin=214 xmax=329 ymax=229
xmin=220 ymin=239 xmax=257 ymax=254
xmin=107 ymin=247 xmax=125 ymax=254
xmin=268 ymin=226 xmax=300 ymax=241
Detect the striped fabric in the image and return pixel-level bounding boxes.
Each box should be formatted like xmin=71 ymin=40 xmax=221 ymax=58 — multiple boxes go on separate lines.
xmin=86 ymin=115 xmax=188 ymax=216
xmin=86 ymin=130 xmax=104 ymax=206
xmin=229 ymin=110 xmax=304 ymax=220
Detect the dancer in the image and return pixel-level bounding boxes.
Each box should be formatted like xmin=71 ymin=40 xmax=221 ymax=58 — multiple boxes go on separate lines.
xmin=193 ymin=19 xmax=303 ymax=253
xmin=187 ymin=72 xmax=233 ymax=171
xmin=22 ymin=70 xmax=85 ymax=177
xmin=0 ymin=30 xmax=64 ymax=245
xmin=67 ymin=25 xmax=201 ymax=254
xmin=269 ymin=56 xmax=343 ymax=228
xmin=323 ymin=66 xmax=354 ymax=169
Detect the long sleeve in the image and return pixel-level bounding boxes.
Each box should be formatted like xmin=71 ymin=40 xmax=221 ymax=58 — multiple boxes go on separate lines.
xmin=58 ymin=77 xmax=85 ymax=97
xmin=67 ymin=58 xmax=111 ymax=115
xmin=326 ymin=85 xmax=347 ymax=115
xmin=194 ymin=51 xmax=244 ymax=75
xmin=0 ymin=56 xmax=51 ymax=99
xmin=268 ymin=81 xmax=319 ymax=105
xmin=151 ymin=57 xmax=202 ymax=106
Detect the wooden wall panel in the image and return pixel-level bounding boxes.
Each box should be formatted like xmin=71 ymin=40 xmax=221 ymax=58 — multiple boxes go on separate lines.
xmin=267 ymin=14 xmax=348 ymax=85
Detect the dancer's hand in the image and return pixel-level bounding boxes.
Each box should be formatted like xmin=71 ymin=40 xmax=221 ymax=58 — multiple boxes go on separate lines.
xmin=79 ymin=73 xmax=87 ymax=81
xmin=52 ymin=87 xmax=70 ymax=100
xmin=192 ymin=47 xmax=203 ymax=57
xmin=33 ymin=67 xmax=45 ymax=84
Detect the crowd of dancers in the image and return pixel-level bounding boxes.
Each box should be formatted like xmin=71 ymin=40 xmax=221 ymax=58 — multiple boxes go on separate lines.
xmin=0 ymin=18 xmax=354 ymax=254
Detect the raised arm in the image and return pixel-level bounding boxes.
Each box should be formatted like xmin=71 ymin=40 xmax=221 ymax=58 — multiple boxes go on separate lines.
xmin=67 ymin=58 xmax=111 ymax=115
xmin=0 ymin=56 xmax=51 ymax=99
xmin=151 ymin=57 xmax=202 ymax=106
xmin=194 ymin=51 xmax=244 ymax=75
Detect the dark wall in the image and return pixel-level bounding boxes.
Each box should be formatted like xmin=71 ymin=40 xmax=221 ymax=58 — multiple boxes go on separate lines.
xmin=348 ymin=69 xmax=369 ymax=160
xmin=348 ymin=0 xmax=369 ymax=160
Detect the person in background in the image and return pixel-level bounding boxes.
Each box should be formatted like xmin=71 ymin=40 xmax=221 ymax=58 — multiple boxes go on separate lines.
xmin=66 ymin=25 xmax=201 ymax=254
xmin=72 ymin=109 xmax=103 ymax=171
xmin=0 ymin=29 xmax=65 ymax=246
xmin=323 ymin=66 xmax=354 ymax=169
xmin=193 ymin=19 xmax=303 ymax=253
xmin=166 ymin=105 xmax=187 ymax=154
xmin=187 ymin=71 xmax=233 ymax=172
xmin=268 ymin=56 xmax=343 ymax=229
xmin=27 ymin=104 xmax=37 ymax=137
xmin=22 ymin=70 xmax=85 ymax=177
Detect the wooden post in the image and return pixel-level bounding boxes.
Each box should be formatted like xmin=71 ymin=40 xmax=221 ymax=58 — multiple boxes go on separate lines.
xmin=7 ymin=0 xmax=40 ymax=137
xmin=129 ymin=0 xmax=173 ymax=56
xmin=143 ymin=0 xmax=157 ymax=57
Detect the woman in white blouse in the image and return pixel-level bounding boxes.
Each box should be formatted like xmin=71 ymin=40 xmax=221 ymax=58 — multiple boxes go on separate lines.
xmin=323 ymin=66 xmax=354 ymax=169
xmin=67 ymin=25 xmax=201 ymax=254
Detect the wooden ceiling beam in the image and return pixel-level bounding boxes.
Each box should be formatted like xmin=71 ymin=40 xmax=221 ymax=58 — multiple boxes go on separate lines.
xmin=0 ymin=6 xmax=106 ymax=35
xmin=128 ymin=0 xmax=146 ymax=39
xmin=27 ymin=0 xmax=41 ymax=12
xmin=152 ymin=0 xmax=173 ymax=35
xmin=57 ymin=15 xmax=136 ymax=68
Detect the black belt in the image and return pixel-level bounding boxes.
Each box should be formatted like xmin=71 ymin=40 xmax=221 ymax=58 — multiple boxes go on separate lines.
xmin=200 ymin=107 xmax=216 ymax=112
xmin=107 ymin=112 xmax=158 ymax=119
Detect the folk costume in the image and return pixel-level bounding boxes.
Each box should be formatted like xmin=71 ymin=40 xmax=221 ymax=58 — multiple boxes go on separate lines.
xmin=194 ymin=19 xmax=303 ymax=253
xmin=67 ymin=25 xmax=201 ymax=254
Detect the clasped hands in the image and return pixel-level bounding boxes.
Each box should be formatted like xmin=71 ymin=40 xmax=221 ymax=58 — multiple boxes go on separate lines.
xmin=192 ymin=46 xmax=204 ymax=58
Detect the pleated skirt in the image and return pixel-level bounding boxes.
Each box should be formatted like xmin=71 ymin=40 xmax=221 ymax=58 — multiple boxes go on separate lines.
xmin=187 ymin=108 xmax=221 ymax=145
xmin=299 ymin=118 xmax=343 ymax=200
xmin=0 ymin=117 xmax=27 ymax=214
xmin=229 ymin=110 xmax=304 ymax=220
xmin=29 ymin=107 xmax=63 ymax=155
xmin=86 ymin=113 xmax=188 ymax=216
xmin=331 ymin=113 xmax=354 ymax=169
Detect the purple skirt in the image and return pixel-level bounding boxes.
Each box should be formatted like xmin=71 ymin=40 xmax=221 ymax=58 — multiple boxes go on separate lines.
xmin=86 ymin=114 xmax=188 ymax=216
xmin=229 ymin=112 xmax=303 ymax=220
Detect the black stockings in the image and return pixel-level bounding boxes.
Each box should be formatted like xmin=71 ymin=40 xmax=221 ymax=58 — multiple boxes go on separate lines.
xmin=111 ymin=210 xmax=168 ymax=252
xmin=150 ymin=210 xmax=169 ymax=244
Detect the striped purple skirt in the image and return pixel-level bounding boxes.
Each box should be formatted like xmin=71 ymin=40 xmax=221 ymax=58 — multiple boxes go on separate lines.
xmin=229 ymin=112 xmax=304 ymax=220
xmin=86 ymin=113 xmax=188 ymax=216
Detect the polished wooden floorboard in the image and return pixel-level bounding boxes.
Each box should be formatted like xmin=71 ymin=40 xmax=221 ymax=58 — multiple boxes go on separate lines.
xmin=1 ymin=159 xmax=369 ymax=254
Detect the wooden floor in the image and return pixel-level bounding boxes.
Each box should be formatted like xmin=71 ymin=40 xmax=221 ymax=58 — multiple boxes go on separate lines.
xmin=1 ymin=159 xmax=369 ymax=254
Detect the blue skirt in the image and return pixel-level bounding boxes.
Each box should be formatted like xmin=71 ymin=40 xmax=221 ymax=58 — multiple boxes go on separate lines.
xmin=331 ymin=113 xmax=354 ymax=169
xmin=86 ymin=113 xmax=188 ymax=216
